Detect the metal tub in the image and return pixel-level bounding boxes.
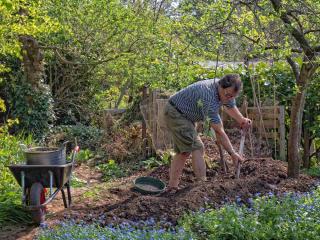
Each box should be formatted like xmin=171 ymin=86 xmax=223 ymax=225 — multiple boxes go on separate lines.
xmin=21 ymin=142 xmax=68 ymax=165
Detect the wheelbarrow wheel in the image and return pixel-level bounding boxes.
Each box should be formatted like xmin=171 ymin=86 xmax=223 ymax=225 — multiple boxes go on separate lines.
xmin=30 ymin=182 xmax=45 ymax=224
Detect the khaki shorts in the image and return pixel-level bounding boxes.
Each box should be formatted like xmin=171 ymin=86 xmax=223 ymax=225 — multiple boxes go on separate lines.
xmin=164 ymin=103 xmax=204 ymax=153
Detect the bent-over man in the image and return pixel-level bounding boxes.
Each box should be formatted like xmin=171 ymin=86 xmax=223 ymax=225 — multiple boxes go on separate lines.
xmin=163 ymin=74 xmax=252 ymax=192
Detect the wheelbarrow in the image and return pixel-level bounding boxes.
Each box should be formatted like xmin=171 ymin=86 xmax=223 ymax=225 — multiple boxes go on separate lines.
xmin=8 ymin=145 xmax=79 ymax=224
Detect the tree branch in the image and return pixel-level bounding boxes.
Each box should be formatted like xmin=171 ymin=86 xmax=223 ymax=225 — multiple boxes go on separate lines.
xmin=310 ymin=147 xmax=320 ymax=158
xmin=242 ymin=34 xmax=260 ymax=44
xmin=269 ymin=0 xmax=313 ymax=55
xmin=286 ymin=56 xmax=300 ymax=80
xmin=304 ymin=29 xmax=320 ymax=35
xmin=43 ymin=36 xmax=141 ymax=66
xmin=265 ymin=45 xmax=302 ymax=53
xmin=287 ymin=11 xmax=304 ymax=33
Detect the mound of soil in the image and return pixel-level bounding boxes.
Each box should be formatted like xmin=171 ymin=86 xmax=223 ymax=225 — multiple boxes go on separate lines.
xmin=63 ymin=158 xmax=318 ymax=225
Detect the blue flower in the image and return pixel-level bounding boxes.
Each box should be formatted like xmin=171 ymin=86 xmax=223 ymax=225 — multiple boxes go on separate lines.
xmin=40 ymin=222 xmax=48 ymax=228
xmin=267 ymin=192 xmax=274 ymax=197
xmin=247 ymin=197 xmax=254 ymax=208
xmin=199 ymin=207 xmax=205 ymax=213
xmin=236 ymin=196 xmax=242 ymax=205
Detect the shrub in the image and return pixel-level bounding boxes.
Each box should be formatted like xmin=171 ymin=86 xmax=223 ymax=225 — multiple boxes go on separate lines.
xmin=97 ymin=160 xmax=126 ymax=181
xmin=45 ymin=124 xmax=103 ymax=150
xmin=8 ymin=80 xmax=55 ymax=141
xmin=76 ymin=149 xmax=94 ymax=164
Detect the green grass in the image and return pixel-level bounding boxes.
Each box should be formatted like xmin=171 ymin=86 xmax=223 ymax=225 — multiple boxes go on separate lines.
xmin=70 ymin=176 xmax=87 ymax=188
xmin=0 ymin=128 xmax=34 ymax=225
xmin=0 ymin=202 xmax=32 ymax=225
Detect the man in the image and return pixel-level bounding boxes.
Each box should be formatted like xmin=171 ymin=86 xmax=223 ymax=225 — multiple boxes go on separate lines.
xmin=163 ymin=74 xmax=252 ymax=192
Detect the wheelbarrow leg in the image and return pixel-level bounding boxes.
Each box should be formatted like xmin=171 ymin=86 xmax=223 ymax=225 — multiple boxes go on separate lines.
xmin=67 ymin=181 xmax=72 ymax=206
xmin=61 ymin=188 xmax=68 ymax=208
xmin=21 ymin=171 xmax=26 ymax=205
xmin=25 ymin=188 xmax=30 ymax=206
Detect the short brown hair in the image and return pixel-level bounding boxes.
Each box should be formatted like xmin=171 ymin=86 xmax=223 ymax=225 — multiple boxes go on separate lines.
xmin=219 ymin=74 xmax=242 ymax=92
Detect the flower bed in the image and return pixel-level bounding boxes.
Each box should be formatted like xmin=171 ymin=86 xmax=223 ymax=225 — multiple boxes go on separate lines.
xmin=38 ymin=186 xmax=320 ymax=240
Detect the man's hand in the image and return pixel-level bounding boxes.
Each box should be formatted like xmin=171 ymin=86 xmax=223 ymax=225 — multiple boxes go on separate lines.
xmin=231 ymin=152 xmax=244 ymax=167
xmin=240 ymin=117 xmax=252 ymax=130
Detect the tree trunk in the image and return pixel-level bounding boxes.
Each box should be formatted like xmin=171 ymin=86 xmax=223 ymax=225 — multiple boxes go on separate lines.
xmin=287 ymin=87 xmax=306 ymax=177
xmin=19 ymin=35 xmax=43 ymax=88
xmin=115 ymin=80 xmax=131 ymax=109
xmin=302 ymin=111 xmax=311 ymax=169
xmin=287 ymin=62 xmax=317 ymax=178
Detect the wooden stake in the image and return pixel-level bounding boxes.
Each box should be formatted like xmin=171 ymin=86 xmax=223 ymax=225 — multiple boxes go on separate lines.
xmin=217 ymin=142 xmax=228 ymax=173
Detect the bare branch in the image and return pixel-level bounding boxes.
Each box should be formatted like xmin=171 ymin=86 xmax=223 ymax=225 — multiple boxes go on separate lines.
xmin=287 ymin=9 xmax=304 ymax=15
xmin=42 ymin=36 xmax=142 ymax=66
xmin=286 ymin=56 xmax=300 ymax=80
xmin=242 ymin=34 xmax=260 ymax=44
xmin=310 ymin=147 xmax=320 ymax=158
xmin=265 ymin=45 xmax=302 ymax=53
xmin=154 ymin=0 xmax=165 ymax=23
xmin=287 ymin=11 xmax=304 ymax=33
xmin=304 ymin=29 xmax=320 ymax=35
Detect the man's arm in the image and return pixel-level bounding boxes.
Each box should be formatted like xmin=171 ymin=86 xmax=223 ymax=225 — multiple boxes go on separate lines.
xmin=223 ymin=106 xmax=252 ymax=129
xmin=223 ymin=106 xmax=244 ymax=124
xmin=211 ymin=122 xmax=243 ymax=165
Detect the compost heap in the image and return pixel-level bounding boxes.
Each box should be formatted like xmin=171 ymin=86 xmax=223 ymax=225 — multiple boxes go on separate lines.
xmin=63 ymin=129 xmax=318 ymax=225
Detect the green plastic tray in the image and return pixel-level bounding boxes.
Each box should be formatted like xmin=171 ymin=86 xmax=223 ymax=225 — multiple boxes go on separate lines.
xmin=133 ymin=176 xmax=166 ymax=194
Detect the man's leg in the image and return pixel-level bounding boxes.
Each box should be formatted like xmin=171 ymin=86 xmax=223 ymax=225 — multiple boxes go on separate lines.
xmin=191 ymin=147 xmax=206 ymax=181
xmin=168 ymin=152 xmax=190 ymax=188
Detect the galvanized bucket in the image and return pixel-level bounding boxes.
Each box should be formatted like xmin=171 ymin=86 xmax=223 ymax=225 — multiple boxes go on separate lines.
xmin=20 ymin=142 xmax=67 ymax=165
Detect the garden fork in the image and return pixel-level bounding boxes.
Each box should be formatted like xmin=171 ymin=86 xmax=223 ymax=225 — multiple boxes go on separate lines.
xmin=235 ymin=129 xmax=246 ymax=179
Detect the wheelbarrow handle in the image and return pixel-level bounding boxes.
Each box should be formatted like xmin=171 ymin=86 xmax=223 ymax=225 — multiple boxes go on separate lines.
xmin=68 ymin=145 xmax=80 ymax=187
xmin=19 ymin=143 xmax=28 ymax=151
xmin=71 ymin=146 xmax=80 ymax=165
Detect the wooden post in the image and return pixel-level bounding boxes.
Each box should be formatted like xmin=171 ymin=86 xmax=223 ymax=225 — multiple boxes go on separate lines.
xmin=279 ymin=105 xmax=286 ymax=161
xmin=217 ymin=142 xmax=228 ymax=173
xmin=142 ymin=86 xmax=148 ymax=159
xmin=152 ymin=90 xmax=159 ymax=153
xmin=242 ymin=97 xmax=254 ymax=157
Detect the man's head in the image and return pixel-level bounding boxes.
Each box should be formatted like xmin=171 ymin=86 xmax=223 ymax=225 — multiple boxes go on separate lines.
xmin=218 ymin=74 xmax=242 ymax=102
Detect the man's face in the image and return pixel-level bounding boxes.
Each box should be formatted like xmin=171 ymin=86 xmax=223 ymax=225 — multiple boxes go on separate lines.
xmin=220 ymin=87 xmax=239 ymax=102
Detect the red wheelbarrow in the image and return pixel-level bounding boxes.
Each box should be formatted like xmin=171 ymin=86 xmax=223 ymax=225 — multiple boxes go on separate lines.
xmin=8 ymin=145 xmax=79 ymax=224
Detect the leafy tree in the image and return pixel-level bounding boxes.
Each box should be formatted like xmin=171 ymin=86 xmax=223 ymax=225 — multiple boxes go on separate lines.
xmin=0 ymin=0 xmax=60 ymax=138
xmin=40 ymin=0 xmax=204 ymax=123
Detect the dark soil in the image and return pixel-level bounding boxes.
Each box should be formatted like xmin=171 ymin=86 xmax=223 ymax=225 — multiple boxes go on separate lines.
xmin=63 ymin=158 xmax=318 ymax=225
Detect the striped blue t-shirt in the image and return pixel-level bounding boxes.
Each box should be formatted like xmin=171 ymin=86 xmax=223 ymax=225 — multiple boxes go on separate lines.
xmin=169 ymin=79 xmax=236 ymax=124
